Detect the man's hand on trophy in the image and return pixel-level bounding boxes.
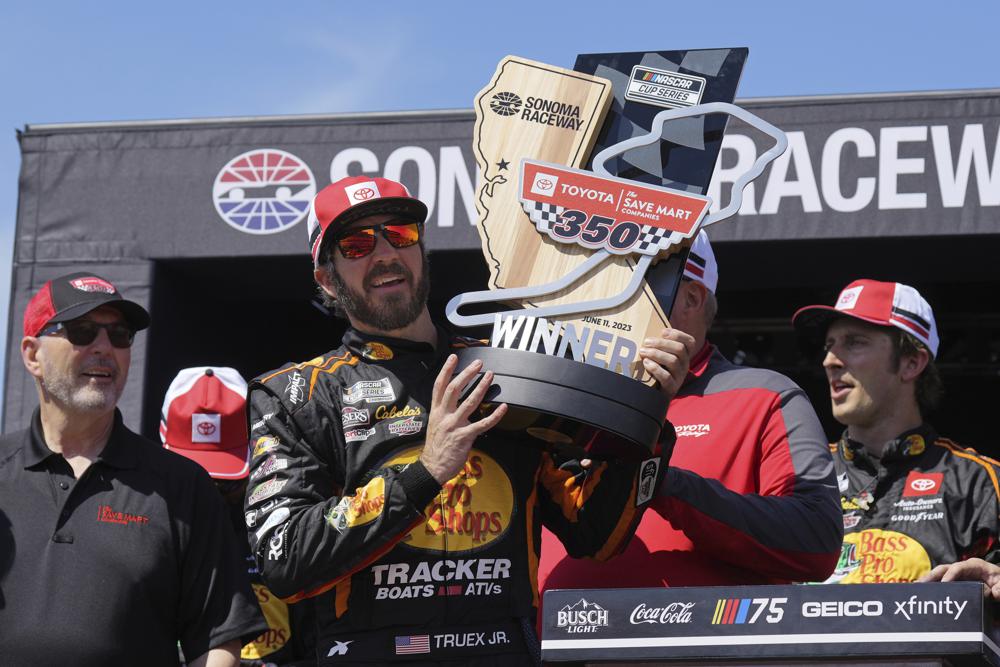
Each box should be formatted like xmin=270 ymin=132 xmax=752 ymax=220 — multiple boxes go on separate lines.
xmin=919 ymin=558 xmax=1000 ymax=601
xmin=639 ymin=328 xmax=696 ymax=402
xmin=420 ymin=354 xmax=509 ymax=485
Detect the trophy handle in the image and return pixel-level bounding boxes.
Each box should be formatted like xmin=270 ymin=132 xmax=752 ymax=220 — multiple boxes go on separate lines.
xmin=591 ymin=101 xmax=788 ymax=228
xmin=446 ymin=252 xmax=653 ymax=328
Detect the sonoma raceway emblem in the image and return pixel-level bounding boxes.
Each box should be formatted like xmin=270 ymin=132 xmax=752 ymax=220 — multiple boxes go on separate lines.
xmin=213 ymin=148 xmax=316 ymax=235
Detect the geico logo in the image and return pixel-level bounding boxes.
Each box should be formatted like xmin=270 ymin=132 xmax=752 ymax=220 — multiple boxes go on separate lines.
xmin=370 ymin=558 xmax=511 ymax=585
xmin=557 ymin=610 xmax=608 ymax=626
xmin=802 ymin=600 xmax=883 ymax=617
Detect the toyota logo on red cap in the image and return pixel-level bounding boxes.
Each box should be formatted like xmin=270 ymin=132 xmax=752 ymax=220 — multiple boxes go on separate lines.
xmin=197 ymin=422 xmax=217 ymax=436
xmin=353 ymin=187 xmax=376 ymax=201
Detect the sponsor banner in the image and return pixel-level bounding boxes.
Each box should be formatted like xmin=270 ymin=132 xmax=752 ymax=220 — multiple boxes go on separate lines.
xmin=541 ymin=582 xmax=993 ymax=663
xmin=14 ymin=93 xmax=1000 ymax=272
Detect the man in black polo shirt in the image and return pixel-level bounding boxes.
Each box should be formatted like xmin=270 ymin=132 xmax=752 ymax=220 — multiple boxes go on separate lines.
xmin=0 ymin=273 xmax=266 ymax=667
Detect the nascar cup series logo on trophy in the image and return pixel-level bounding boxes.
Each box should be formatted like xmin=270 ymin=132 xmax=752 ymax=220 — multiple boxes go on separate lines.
xmin=447 ymin=50 xmax=787 ymax=460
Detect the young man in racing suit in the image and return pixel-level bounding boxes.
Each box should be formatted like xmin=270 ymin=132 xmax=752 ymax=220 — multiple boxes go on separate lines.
xmin=244 ymin=176 xmax=671 ymax=666
xmin=539 ymin=232 xmax=843 ymax=591
xmin=793 ymin=279 xmax=1000 ymax=596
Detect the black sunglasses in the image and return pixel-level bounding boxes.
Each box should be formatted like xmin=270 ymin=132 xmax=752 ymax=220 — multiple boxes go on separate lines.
xmin=41 ymin=320 xmax=136 ymax=349
xmin=333 ymin=221 xmax=423 ymax=259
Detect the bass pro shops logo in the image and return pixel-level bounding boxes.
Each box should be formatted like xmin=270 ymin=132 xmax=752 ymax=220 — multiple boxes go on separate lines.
xmin=213 ymin=148 xmax=316 ymax=235
xmin=381 ymin=446 xmax=514 ymax=552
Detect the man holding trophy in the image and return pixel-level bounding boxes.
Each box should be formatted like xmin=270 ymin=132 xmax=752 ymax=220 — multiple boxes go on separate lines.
xmin=244 ymin=175 xmax=668 ymax=666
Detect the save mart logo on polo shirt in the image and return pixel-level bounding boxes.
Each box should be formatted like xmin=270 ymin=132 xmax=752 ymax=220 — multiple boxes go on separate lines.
xmin=96 ymin=504 xmax=150 ymax=526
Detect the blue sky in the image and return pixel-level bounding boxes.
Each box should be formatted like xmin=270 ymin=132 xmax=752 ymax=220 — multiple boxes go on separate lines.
xmin=1 ymin=1 xmax=998 ymax=393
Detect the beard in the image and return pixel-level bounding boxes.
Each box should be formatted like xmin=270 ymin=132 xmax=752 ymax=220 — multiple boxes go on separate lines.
xmin=41 ymin=356 xmax=125 ymax=413
xmin=331 ymin=255 xmax=431 ymax=333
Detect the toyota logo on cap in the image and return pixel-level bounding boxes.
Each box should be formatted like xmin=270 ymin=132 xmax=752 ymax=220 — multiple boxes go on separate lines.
xmin=197 ymin=422 xmax=217 ymax=436
xmin=353 ymin=187 xmax=376 ymax=201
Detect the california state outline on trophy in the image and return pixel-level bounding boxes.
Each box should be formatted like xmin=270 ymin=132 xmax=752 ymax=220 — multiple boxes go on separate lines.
xmin=450 ymin=51 xmax=787 ymax=384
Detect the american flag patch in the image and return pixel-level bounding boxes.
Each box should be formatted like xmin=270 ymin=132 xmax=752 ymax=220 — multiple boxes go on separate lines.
xmin=394 ymin=634 xmax=430 ymax=655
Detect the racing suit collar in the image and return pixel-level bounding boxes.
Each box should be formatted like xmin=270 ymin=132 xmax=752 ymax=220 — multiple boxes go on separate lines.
xmin=342 ymin=325 xmax=450 ymax=360
xmin=839 ymin=423 xmax=937 ymax=466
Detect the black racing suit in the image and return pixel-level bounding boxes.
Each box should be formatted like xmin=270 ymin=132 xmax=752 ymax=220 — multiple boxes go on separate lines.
xmin=825 ymin=424 xmax=1000 ymax=584
xmin=244 ymin=327 xmax=666 ymax=665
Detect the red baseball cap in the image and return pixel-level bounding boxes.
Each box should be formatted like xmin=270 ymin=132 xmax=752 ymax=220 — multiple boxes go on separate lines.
xmin=793 ymin=279 xmax=939 ymax=357
xmin=306 ymin=175 xmax=428 ymax=265
xmin=23 ymin=272 xmax=150 ymax=337
xmin=159 ymin=367 xmax=250 ymax=479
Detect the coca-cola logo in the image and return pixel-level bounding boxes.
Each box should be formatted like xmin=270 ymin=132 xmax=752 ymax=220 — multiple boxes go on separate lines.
xmin=629 ymin=602 xmax=695 ymax=625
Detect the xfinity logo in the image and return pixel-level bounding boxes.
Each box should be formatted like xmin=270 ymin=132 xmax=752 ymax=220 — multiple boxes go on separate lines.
xmin=894 ymin=595 xmax=967 ymax=621
xmin=630 ymin=602 xmax=694 ymax=625
xmin=802 ymin=600 xmax=883 ymax=618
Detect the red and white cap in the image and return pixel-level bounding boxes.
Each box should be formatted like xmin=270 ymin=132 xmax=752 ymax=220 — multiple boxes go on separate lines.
xmin=793 ymin=279 xmax=939 ymax=357
xmin=682 ymin=231 xmax=718 ymax=294
xmin=160 ymin=367 xmax=250 ymax=479
xmin=23 ymin=271 xmax=150 ymax=337
xmin=307 ymin=175 xmax=428 ymax=265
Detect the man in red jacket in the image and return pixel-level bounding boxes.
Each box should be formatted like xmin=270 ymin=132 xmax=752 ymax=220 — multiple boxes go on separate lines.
xmin=539 ymin=232 xmax=843 ymax=590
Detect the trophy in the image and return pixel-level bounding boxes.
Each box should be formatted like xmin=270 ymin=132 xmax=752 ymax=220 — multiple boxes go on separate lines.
xmin=447 ymin=51 xmax=786 ymax=460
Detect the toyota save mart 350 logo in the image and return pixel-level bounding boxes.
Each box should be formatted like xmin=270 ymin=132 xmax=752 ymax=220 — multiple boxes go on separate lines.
xmin=213 ymin=149 xmax=316 ymax=235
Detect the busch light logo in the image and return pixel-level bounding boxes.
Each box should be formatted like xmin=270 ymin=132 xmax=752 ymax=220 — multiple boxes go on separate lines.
xmin=556 ymin=598 xmax=608 ymax=634
xmin=213 ymin=148 xmax=316 ymax=235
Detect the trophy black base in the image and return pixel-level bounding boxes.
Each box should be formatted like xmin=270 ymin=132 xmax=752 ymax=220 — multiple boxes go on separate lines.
xmin=457 ymin=347 xmax=668 ymax=461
